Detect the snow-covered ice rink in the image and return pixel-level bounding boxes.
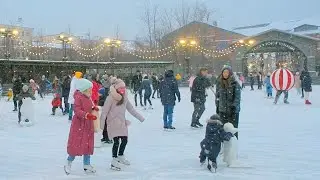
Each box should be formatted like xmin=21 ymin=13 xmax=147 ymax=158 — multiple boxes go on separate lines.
xmin=0 ymin=87 xmax=319 ymax=180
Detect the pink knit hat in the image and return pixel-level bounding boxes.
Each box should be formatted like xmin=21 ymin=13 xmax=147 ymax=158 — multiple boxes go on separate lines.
xmin=114 ymin=79 xmax=126 ymax=90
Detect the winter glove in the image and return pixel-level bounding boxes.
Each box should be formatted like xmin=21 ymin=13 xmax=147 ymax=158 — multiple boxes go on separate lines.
xmin=224 ymin=132 xmax=234 ymax=141
xmin=178 ymin=97 xmax=181 ymax=102
xmin=92 ymin=106 xmax=99 ymax=111
xmin=85 ymin=113 xmax=97 ymax=120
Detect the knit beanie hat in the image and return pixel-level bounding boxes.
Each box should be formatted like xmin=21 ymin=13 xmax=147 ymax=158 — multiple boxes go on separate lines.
xmin=76 ymin=79 xmax=93 ymax=92
xmin=110 ymin=76 xmax=117 ymax=85
xmin=75 ymin=71 xmax=83 ymax=79
xmin=221 ymin=65 xmax=232 ymax=73
xmin=114 ymin=79 xmax=126 ymax=90
xmin=210 ymin=114 xmax=220 ymax=121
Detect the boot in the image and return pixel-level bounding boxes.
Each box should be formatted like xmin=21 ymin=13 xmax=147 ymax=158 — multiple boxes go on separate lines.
xmin=305 ymin=100 xmax=312 ymax=105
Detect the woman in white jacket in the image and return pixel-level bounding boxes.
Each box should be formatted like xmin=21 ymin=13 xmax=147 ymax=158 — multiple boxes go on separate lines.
xmin=68 ymin=71 xmax=83 ymax=120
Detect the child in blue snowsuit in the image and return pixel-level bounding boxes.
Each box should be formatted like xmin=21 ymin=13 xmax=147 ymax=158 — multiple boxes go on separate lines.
xmin=264 ymin=74 xmax=273 ymax=98
xmin=199 ymin=114 xmax=233 ymax=172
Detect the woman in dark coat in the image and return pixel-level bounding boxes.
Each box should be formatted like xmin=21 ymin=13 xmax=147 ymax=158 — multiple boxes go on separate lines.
xmin=215 ymin=66 xmax=241 ymax=139
xmin=301 ymin=71 xmax=312 ymax=104
xmin=62 ymin=76 xmax=71 ymax=114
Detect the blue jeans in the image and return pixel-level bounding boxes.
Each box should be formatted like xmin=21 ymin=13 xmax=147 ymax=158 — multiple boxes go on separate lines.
xmin=163 ymin=105 xmax=174 ymax=127
xmin=67 ymin=155 xmax=90 ymax=165
xmin=68 ymin=104 xmax=73 ymax=120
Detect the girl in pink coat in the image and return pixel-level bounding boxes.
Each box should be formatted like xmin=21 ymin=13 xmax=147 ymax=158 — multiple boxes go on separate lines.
xmin=64 ymin=79 xmax=99 ymax=175
xmin=100 ymin=79 xmax=144 ymax=171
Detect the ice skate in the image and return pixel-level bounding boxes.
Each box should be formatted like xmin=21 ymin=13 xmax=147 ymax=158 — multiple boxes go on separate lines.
xmin=64 ymin=161 xmax=72 ymax=175
xmin=117 ymin=155 xmax=130 ymax=165
xmin=195 ymin=122 xmax=203 ymax=127
xmin=110 ymin=158 xmax=122 ymax=171
xmin=148 ymin=105 xmax=153 ymax=110
xmin=305 ymin=100 xmax=312 ymax=105
xmin=199 ymin=154 xmax=206 ymax=166
xmin=207 ymin=160 xmax=217 ymax=173
xmin=191 ymin=123 xmax=200 ymax=129
xmin=84 ymin=165 xmax=96 ymax=173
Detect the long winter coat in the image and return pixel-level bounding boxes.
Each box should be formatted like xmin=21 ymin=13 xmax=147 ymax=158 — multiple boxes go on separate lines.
xmin=294 ymin=75 xmax=301 ymax=88
xmin=91 ymin=81 xmax=102 ymax=105
xmin=131 ymin=74 xmax=143 ymax=92
xmin=141 ymin=79 xmax=152 ymax=96
xmin=151 ymin=76 xmax=159 ymax=90
xmin=301 ymin=73 xmax=312 ymax=92
xmin=200 ymin=119 xmax=233 ymax=161
xmin=13 ymin=79 xmax=23 ymax=95
xmin=191 ymin=75 xmax=211 ymax=103
xmin=264 ymin=76 xmax=273 ymax=94
xmin=68 ymin=77 xmax=79 ymax=104
xmin=100 ymin=86 xmax=144 ymax=139
xmin=159 ymin=71 xmax=181 ymax=106
xmin=67 ymin=91 xmax=95 ymax=156
xmin=215 ymin=75 xmax=241 ymax=115
xmin=61 ymin=77 xmax=71 ymax=98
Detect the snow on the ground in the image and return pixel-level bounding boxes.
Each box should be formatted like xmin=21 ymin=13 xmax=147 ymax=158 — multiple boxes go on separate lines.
xmin=0 ymin=86 xmax=319 ymax=180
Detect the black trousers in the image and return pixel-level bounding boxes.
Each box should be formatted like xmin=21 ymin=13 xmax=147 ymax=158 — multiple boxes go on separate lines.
xmin=102 ymin=120 xmax=110 ymax=141
xmin=152 ymin=88 xmax=159 ymax=98
xmin=134 ymin=90 xmax=143 ymax=106
xmin=52 ymin=106 xmax=63 ymax=114
xmin=192 ymin=102 xmax=205 ymax=124
xmin=144 ymin=94 xmax=152 ymax=106
xmin=13 ymin=94 xmax=18 ymax=110
xmin=220 ymin=112 xmax=239 ymax=139
xmin=112 ymin=136 xmax=128 ymax=158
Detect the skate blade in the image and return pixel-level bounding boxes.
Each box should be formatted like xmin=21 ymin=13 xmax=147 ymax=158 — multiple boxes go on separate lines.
xmin=64 ymin=166 xmax=70 ymax=175
xmin=84 ymin=170 xmax=96 ymax=174
xmin=111 ymin=165 xmax=121 ymax=171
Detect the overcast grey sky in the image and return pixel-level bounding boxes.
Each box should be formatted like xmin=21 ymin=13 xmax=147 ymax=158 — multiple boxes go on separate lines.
xmin=1 ymin=0 xmax=319 ymax=39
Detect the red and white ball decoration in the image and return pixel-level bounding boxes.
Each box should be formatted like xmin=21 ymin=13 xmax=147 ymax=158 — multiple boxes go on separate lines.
xmin=271 ymin=68 xmax=295 ymax=91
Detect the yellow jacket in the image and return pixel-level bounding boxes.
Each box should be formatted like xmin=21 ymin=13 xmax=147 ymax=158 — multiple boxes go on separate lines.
xmin=175 ymin=74 xmax=182 ymax=80
xmin=7 ymin=91 xmax=13 ymax=97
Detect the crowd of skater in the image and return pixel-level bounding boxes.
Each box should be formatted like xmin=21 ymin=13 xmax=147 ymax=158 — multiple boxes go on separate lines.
xmin=0 ymin=65 xmax=314 ymax=173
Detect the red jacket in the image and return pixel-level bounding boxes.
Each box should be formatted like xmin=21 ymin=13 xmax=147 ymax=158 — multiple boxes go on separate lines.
xmin=91 ymin=81 xmax=101 ymax=105
xmin=67 ymin=91 xmax=94 ymax=156
xmin=52 ymin=98 xmax=61 ymax=107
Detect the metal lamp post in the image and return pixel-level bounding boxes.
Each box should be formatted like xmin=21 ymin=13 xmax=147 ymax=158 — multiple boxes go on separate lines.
xmin=104 ymin=38 xmax=121 ymax=75
xmin=178 ymin=38 xmax=197 ymax=76
xmin=58 ymin=34 xmax=72 ymax=61
xmin=0 ymin=28 xmax=18 ymax=60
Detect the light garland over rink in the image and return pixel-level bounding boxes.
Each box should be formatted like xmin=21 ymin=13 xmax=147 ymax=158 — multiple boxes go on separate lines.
xmin=12 ymin=33 xmax=257 ymax=59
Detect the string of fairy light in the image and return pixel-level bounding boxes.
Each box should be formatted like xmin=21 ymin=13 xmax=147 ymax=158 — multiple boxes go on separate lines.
xmin=11 ymin=34 xmax=254 ymax=59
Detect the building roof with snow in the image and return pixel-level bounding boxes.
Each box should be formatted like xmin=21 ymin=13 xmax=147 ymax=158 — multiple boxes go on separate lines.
xmin=233 ymin=17 xmax=320 ymax=37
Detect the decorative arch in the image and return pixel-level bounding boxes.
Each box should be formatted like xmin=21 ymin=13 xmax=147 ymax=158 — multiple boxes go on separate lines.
xmin=241 ymin=40 xmax=308 ymax=76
